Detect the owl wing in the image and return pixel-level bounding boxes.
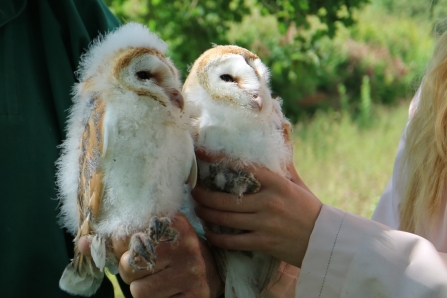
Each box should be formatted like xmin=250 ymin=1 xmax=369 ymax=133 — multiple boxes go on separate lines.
xmin=77 ymin=98 xmax=107 ymax=239
xmin=186 ymin=152 xmax=198 ymax=188
xmin=272 ymin=99 xmax=293 ymax=154
xmin=60 ymin=97 xmax=109 ymax=296
xmin=282 ymin=118 xmax=292 ymax=148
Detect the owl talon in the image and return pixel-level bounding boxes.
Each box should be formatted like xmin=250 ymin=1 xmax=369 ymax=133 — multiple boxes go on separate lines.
xmin=128 ymin=232 xmax=156 ymax=271
xmin=149 ymin=216 xmax=179 ymax=244
xmin=204 ymin=163 xmax=261 ymax=200
xmin=162 ymin=226 xmax=179 ymax=242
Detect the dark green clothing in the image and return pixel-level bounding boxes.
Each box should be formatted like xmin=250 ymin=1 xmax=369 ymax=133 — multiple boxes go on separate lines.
xmin=0 ymin=0 xmax=128 ymax=296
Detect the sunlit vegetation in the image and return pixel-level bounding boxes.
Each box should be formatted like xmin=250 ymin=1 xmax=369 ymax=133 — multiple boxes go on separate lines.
xmin=102 ymin=1 xmax=444 ymax=295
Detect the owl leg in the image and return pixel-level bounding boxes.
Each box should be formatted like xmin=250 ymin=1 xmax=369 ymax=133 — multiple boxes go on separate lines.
xmin=128 ymin=232 xmax=156 ymax=271
xmin=204 ymin=163 xmax=261 ymax=202
xmin=149 ymin=216 xmax=179 ymax=244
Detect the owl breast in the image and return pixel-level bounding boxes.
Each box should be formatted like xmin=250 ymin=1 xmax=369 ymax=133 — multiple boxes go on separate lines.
xmin=94 ymin=95 xmax=193 ymax=238
xmin=198 ymin=102 xmax=291 ymax=175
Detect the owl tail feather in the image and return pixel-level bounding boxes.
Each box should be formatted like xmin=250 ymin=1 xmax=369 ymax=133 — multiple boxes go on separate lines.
xmin=256 ymin=252 xmax=281 ymax=294
xmin=59 ymin=254 xmax=104 ymax=297
xmin=224 ymin=251 xmax=258 ymax=298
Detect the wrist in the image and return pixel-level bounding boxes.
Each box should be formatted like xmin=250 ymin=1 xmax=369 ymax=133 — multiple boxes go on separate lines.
xmin=295 ymin=201 xmax=323 ymax=267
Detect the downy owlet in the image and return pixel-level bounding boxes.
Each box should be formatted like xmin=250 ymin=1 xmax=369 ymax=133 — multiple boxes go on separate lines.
xmin=57 ymin=23 xmax=197 ymax=296
xmin=183 ymin=45 xmax=293 ymax=298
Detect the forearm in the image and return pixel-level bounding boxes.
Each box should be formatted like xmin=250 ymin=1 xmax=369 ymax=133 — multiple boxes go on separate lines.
xmin=297 ymin=205 xmax=447 ymax=298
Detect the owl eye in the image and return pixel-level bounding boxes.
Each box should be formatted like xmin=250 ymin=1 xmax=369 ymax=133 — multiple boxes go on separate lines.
xmin=220 ymin=74 xmax=235 ymax=83
xmin=136 ymin=71 xmax=152 ymax=81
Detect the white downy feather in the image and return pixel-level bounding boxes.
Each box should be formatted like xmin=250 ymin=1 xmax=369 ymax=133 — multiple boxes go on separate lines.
xmin=225 ymin=252 xmax=259 ymax=298
xmin=59 ymin=263 xmax=104 ymax=297
xmin=57 ymin=22 xmax=196 ymax=296
xmin=91 ymin=235 xmax=106 ymax=272
xmin=184 ymin=45 xmax=292 ymax=298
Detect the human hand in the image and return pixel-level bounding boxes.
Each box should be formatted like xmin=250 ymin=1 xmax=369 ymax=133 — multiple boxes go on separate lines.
xmin=79 ymin=213 xmax=224 ymax=298
xmin=192 ymin=151 xmax=323 ymax=268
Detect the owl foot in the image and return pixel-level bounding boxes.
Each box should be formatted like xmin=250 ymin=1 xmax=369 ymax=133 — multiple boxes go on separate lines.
xmin=149 ymin=216 xmax=179 ymax=244
xmin=128 ymin=217 xmax=179 ymax=271
xmin=203 ymin=163 xmax=261 ymax=202
xmin=128 ymin=232 xmax=156 ymax=271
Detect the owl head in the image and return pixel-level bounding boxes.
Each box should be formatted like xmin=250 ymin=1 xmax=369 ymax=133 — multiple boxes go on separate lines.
xmin=183 ymin=45 xmax=274 ymax=117
xmin=75 ymin=23 xmax=184 ymax=111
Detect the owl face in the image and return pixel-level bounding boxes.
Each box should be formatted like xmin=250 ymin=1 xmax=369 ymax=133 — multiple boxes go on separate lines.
xmin=186 ymin=46 xmax=272 ymax=115
xmin=76 ymin=23 xmax=183 ymax=112
xmin=112 ymin=47 xmax=184 ymax=111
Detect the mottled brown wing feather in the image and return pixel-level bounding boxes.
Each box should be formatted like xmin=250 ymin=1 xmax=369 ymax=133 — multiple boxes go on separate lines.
xmin=71 ymin=98 xmax=107 ymax=275
xmin=76 ymin=98 xmax=106 ymax=241
xmin=186 ymin=154 xmax=198 ymax=189
xmin=282 ymin=121 xmax=292 ymax=145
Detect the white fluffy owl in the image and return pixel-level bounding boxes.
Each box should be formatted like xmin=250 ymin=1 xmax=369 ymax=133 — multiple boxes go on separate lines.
xmin=183 ymin=45 xmax=293 ymax=298
xmin=57 ymin=23 xmax=196 ymax=296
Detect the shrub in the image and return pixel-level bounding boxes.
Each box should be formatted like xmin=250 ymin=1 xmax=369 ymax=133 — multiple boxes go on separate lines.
xmin=228 ymin=3 xmax=435 ymax=122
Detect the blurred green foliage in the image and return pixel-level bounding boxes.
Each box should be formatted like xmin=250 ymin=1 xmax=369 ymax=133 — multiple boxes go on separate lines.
xmin=378 ymin=0 xmax=447 ymax=21
xmin=228 ymin=2 xmax=435 ymax=121
xmin=293 ymin=102 xmax=410 ymax=217
xmin=104 ymin=0 xmax=367 ymax=71
xmin=103 ymin=0 xmax=437 ymax=123
xmin=104 ymin=0 xmax=250 ymax=71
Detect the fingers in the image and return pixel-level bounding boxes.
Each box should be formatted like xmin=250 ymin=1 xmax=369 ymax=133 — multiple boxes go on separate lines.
xmin=129 ymin=264 xmax=209 ymax=298
xmin=112 ymin=236 xmax=129 ymax=259
xmin=196 ymin=145 xmax=308 ymax=192
xmin=119 ymin=251 xmax=155 ymax=284
xmin=129 ymin=267 xmax=181 ymax=298
xmin=286 ymin=163 xmax=312 ymax=192
xmin=286 ymin=163 xmax=300 ymax=185
xmin=112 ymin=213 xmax=192 ymax=260
xmin=119 ymin=213 xmax=202 ymax=285
xmin=78 ymin=236 xmax=91 ymax=257
xmin=79 ymin=234 xmax=132 ymax=259
xmin=119 ymin=239 xmax=183 ymax=285
xmin=195 ymin=147 xmax=256 ymax=170
xmin=195 ymin=205 xmax=257 ymax=230
xmin=204 ymin=231 xmax=262 ymax=252
xmin=120 ymin=218 xmax=214 ymax=298
xmin=192 ymin=186 xmax=262 ymax=212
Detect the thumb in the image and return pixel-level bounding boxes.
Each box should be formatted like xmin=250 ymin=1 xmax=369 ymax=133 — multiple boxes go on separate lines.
xmin=78 ymin=236 xmax=92 ymax=257
xmin=286 ymin=163 xmax=313 ymax=194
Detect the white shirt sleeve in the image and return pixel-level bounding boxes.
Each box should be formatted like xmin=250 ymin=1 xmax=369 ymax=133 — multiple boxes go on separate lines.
xmin=295 ymin=205 xmax=447 ymax=298
xmin=296 ymin=91 xmax=447 ymax=297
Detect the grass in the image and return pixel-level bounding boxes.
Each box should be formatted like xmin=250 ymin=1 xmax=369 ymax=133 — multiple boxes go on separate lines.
xmin=292 ymin=102 xmax=410 ymax=218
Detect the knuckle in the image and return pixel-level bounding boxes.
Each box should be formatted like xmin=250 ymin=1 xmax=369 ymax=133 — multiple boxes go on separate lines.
xmin=119 ymin=256 xmax=132 ymax=277
xmin=188 ymin=258 xmax=206 ymax=276
xmin=266 ymin=196 xmax=286 ymax=214
xmin=183 ymin=236 xmax=201 ymax=254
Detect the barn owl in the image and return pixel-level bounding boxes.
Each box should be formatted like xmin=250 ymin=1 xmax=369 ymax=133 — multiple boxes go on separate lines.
xmin=57 ymin=23 xmax=196 ymax=296
xmin=183 ymin=45 xmax=293 ymax=298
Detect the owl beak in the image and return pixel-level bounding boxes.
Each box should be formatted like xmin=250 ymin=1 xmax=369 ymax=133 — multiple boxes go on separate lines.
xmin=251 ymin=94 xmax=263 ymax=111
xmin=166 ymin=89 xmax=184 ymax=111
